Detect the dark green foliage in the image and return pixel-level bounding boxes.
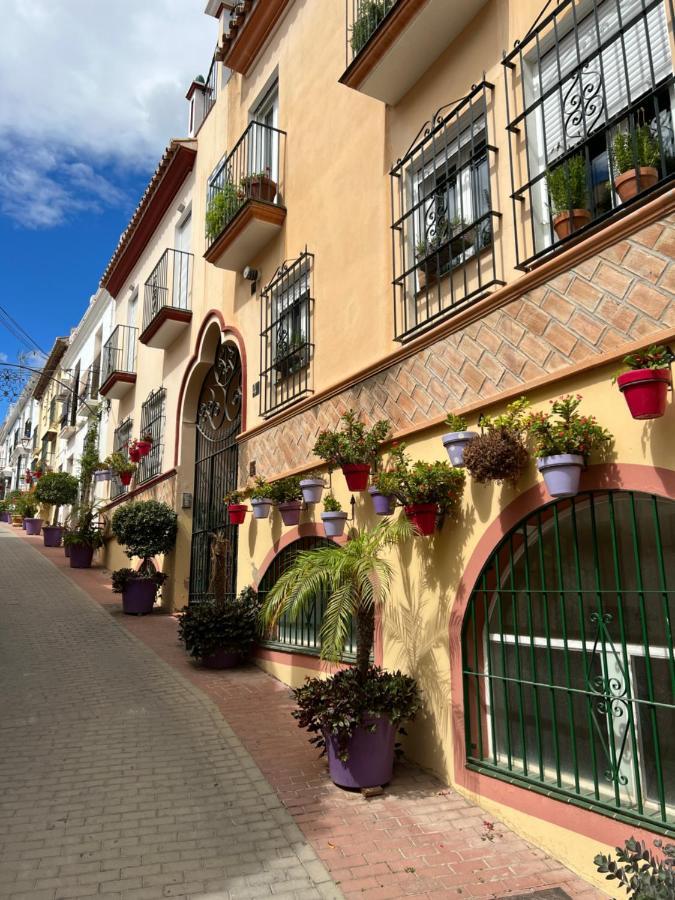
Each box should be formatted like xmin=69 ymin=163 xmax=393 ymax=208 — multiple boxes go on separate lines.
xmin=374 ymin=446 xmax=465 ymax=514
xmin=268 ymin=476 xmax=303 ymax=503
xmin=293 ymin=666 xmax=420 ymax=762
xmin=79 ymin=416 xmax=101 ymax=501
xmin=613 ymin=126 xmax=660 ymax=175
xmin=463 ymin=397 xmax=530 ymax=485
xmin=15 ymin=494 xmax=38 ymax=518
xmin=546 ymin=153 xmax=588 ymax=214
xmin=350 ymin=0 xmax=391 ymax=55
xmin=622 ymin=344 xmax=674 ymax=372
xmin=323 ymin=493 xmax=342 ymax=512
xmin=205 ymin=182 xmax=243 ymax=243
xmin=111 ymin=568 xmax=168 ymax=593
xmin=177 ymin=587 xmax=260 ymax=661
xmin=111 ymin=500 xmax=177 ymax=560
xmin=313 ymin=410 xmax=391 ymax=469
xmin=594 ymin=836 xmax=675 ymax=898
xmin=35 ymin=472 xmax=79 ymax=509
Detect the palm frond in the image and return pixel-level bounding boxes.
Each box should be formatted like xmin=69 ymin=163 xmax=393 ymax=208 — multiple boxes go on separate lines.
xmin=320 ymin=582 xmax=358 ymax=662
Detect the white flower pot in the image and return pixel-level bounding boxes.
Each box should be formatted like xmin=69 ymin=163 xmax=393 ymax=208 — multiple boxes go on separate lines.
xmin=300 ymin=479 xmax=325 ymax=504
xmin=441 ymin=431 xmax=476 ymax=468
xmin=251 ymin=498 xmax=273 ymax=520
xmin=321 ymin=511 xmax=348 ymax=538
xmin=537 ymin=454 xmax=585 ymax=499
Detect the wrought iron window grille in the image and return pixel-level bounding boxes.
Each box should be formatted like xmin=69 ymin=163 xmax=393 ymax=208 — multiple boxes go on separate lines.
xmin=462 ymin=490 xmax=675 ymax=834
xmin=142 ymin=248 xmax=193 ymax=331
xmin=345 ymin=0 xmax=399 ymax=66
xmin=111 ymin=417 xmax=132 ymax=499
xmin=137 ymin=387 xmax=166 ymax=485
xmin=503 ymin=0 xmax=675 ymax=270
xmin=391 ymin=80 xmax=503 ymax=342
xmin=259 ymin=249 xmax=314 ymax=418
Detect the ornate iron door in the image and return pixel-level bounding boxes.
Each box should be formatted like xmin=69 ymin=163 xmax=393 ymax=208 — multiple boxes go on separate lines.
xmin=189 ymin=341 xmax=242 ymax=603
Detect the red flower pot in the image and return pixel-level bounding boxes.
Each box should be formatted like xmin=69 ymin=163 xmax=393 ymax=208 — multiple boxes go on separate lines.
xmin=136 ymin=440 xmax=152 ymax=457
xmin=404 ymin=503 xmax=437 ymax=536
xmin=617 ymin=368 xmax=671 ymax=420
xmin=120 ymin=471 xmax=133 ymax=486
xmin=342 ymin=464 xmax=370 ymax=492
xmin=129 ymin=447 xmax=141 ymax=463
xmin=228 ymin=503 xmax=248 ymax=525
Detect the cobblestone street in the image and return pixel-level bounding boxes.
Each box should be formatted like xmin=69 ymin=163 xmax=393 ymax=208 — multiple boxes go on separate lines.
xmin=0 ymin=527 xmax=606 ymax=900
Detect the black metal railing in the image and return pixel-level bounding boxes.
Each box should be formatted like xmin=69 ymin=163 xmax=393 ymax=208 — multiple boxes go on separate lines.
xmin=101 ymin=325 xmax=137 ymax=387
xmin=391 ymin=81 xmax=503 ymax=342
xmin=111 ymin=417 xmax=132 ymax=499
xmin=142 ymin=249 xmax=193 ymax=332
xmin=136 ymin=388 xmax=165 ymax=484
xmin=77 ymin=362 xmax=101 ymax=410
xmin=260 ymin=250 xmax=314 ymax=418
xmin=48 ymin=398 xmax=59 ymax=428
xmin=345 ymin=0 xmax=398 ymax=65
xmin=205 ymin=121 xmax=286 ymax=247
xmin=503 ymin=0 xmax=675 ymax=269
xmin=203 ymin=53 xmax=217 ymax=121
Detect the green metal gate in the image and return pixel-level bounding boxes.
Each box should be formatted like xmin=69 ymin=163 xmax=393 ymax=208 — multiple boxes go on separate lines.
xmin=462 ymin=490 xmax=675 ymax=833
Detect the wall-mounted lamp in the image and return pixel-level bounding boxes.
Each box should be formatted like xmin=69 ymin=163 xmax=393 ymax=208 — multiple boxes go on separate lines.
xmin=243 ymin=266 xmax=258 ymax=281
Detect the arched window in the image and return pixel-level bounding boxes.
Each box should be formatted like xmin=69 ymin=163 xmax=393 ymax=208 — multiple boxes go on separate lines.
xmin=462 ymin=490 xmax=675 ymax=831
xmin=258 ymin=537 xmax=357 ymax=658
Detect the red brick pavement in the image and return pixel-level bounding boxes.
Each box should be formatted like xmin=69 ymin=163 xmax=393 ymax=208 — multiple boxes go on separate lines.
xmin=11 ymin=528 xmax=608 ymax=900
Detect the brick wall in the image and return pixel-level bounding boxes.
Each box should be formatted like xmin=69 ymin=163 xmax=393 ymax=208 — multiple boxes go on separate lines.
xmin=240 ymin=213 xmax=675 ymax=479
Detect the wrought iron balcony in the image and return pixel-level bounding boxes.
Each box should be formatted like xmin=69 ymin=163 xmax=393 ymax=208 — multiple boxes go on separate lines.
xmin=140 ymin=249 xmax=193 ymax=349
xmin=99 ymin=325 xmax=138 ymax=399
xmin=77 ymin=362 xmax=101 ymax=415
xmin=204 ymin=120 xmax=286 ymax=271
xmin=340 ymin=0 xmax=489 ymax=105
xmin=219 ymin=1 xmax=291 ymax=76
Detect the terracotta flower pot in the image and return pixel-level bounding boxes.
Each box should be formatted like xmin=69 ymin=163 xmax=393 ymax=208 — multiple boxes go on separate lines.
xmin=278 ymin=501 xmax=303 ymax=526
xmin=243 ymin=174 xmax=277 ymax=202
xmin=552 ymin=208 xmax=591 ymax=239
xmin=342 ymin=464 xmax=370 ymax=492
xmin=404 ymin=503 xmax=437 ymax=536
xmin=120 ymin=471 xmax=133 ymax=486
xmin=617 ymin=368 xmax=671 ymax=420
xmin=227 ymin=503 xmax=248 ymax=525
xmin=614 ymin=167 xmax=658 ymax=203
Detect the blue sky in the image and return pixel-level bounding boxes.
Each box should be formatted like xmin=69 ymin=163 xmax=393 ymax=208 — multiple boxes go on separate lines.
xmin=0 ymin=0 xmax=214 ymax=413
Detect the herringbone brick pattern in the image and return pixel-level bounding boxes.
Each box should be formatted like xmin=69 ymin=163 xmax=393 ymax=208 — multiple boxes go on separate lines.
xmin=242 ymin=212 xmax=675 ymax=479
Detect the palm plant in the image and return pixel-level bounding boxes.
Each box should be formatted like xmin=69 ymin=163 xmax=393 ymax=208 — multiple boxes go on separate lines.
xmin=260 ymin=516 xmax=413 ymax=677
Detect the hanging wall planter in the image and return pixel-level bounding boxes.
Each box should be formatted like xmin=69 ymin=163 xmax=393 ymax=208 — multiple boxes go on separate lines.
xmin=537 ymin=454 xmax=585 ymax=499
xmin=128 ymin=446 xmax=141 ymax=463
xmin=617 ymin=369 xmax=671 ymax=420
xmin=321 ymin=510 xmax=348 ymax=538
xmin=136 ymin=439 xmax=153 ymax=458
xmin=278 ymin=501 xmax=303 ymax=526
xmin=342 ymin=464 xmax=370 ymax=492
xmin=442 ymin=431 xmax=476 ymax=468
xmin=119 ymin=471 xmax=133 ymax=486
xmin=227 ymin=503 xmax=248 ymax=525
xmin=94 ymin=468 xmax=112 ymax=482
xmin=313 ymin=411 xmax=391 ymax=494
xmin=300 ymin=478 xmax=325 ymax=505
xmin=251 ymin=498 xmax=273 ymax=520
xmin=368 ymin=486 xmax=395 ymax=516
xmin=404 ymin=503 xmax=437 ymax=536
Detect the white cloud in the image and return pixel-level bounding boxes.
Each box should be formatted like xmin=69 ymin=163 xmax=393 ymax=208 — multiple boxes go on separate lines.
xmin=0 ymin=0 xmax=215 ymax=227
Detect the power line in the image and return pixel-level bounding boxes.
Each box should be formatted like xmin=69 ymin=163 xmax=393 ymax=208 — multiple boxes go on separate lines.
xmin=0 ymin=304 xmax=47 ymax=357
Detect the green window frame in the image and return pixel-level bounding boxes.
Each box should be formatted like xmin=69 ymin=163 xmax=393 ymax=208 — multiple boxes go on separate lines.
xmin=258 ymin=536 xmax=357 ymax=659
xmin=462 ymin=490 xmax=675 ymax=835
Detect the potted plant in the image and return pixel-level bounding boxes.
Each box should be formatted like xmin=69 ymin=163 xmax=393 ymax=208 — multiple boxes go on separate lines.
xmin=17 ymin=494 xmax=41 ymax=535
xmin=415 ymin=225 xmax=449 ymax=290
xmin=0 ymin=500 xmax=9 ymax=524
xmin=225 ymin=489 xmax=248 ymax=525
xmin=269 ymin=476 xmax=304 ymax=526
xmin=299 ymin=472 xmax=325 ymax=505
xmin=260 ymin=517 xmax=420 ymax=789
xmin=205 ymin=181 xmax=243 ymax=243
xmin=93 ymin=462 xmax=113 ymax=482
xmin=463 ymin=397 xmax=531 ymax=485
xmin=249 ymin=477 xmax=275 ymax=519
xmin=128 ymin=442 xmax=142 ymax=463
xmin=368 ymin=445 xmax=402 ymax=516
xmin=107 ymin=452 xmax=136 ymax=486
xmin=240 ymin=168 xmax=277 ymax=203
xmin=546 ymin=154 xmax=590 ymax=239
xmin=34 ymin=472 xmax=79 ymax=546
xmin=321 ymin=494 xmax=348 ymax=538
xmin=110 ymin=500 xmax=177 ymax=615
xmin=64 ymin=502 xmax=104 ymax=568
xmin=594 ymin=836 xmax=675 ymax=897
xmin=6 ymin=490 xmax=23 ymax=526
xmin=313 ymin=409 xmax=391 ymax=492
xmin=525 ymin=395 xmax=612 ymax=499
xmin=133 ymin=434 xmax=153 ymax=458
xmin=178 ymin=587 xmax=260 ymax=669
xmin=441 ymin=412 xmax=477 ymax=467
xmin=616 ymin=344 xmax=673 ymax=420
xmin=375 ymin=446 xmax=465 ymax=536
xmin=350 ymin=0 xmax=389 ymax=55
xmin=274 ymin=333 xmax=307 ymax=379
xmin=612 ymin=125 xmax=660 ymax=203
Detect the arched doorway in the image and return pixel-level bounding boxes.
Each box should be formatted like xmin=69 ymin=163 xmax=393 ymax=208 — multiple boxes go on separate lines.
xmin=189 ymin=340 xmax=242 ymax=603
xmin=462 ymin=489 xmax=675 ymax=832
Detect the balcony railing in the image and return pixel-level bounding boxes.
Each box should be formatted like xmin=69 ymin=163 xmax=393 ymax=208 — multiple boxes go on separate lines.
xmin=141 ymin=249 xmax=193 ymax=347
xmin=205 ymin=120 xmax=286 ymax=249
xmin=100 ymin=326 xmax=137 ymax=397
xmin=203 ymin=54 xmax=217 ymax=122
xmin=345 ymin=0 xmax=397 ymax=64
xmin=503 ymin=0 xmax=675 ymax=269
xmin=77 ymin=362 xmax=101 ymax=411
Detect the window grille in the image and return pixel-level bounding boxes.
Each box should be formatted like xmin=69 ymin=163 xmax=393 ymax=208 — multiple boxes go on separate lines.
xmin=503 ymin=0 xmax=675 ymax=269
xmin=137 ymin=388 xmax=166 ymax=484
xmin=391 ymin=81 xmax=503 ymax=341
xmin=463 ymin=490 xmax=675 ymax=832
xmin=111 ymin=418 xmax=132 ymax=499
xmin=258 ymin=537 xmax=357 ymax=658
xmin=260 ymin=250 xmax=314 ymax=417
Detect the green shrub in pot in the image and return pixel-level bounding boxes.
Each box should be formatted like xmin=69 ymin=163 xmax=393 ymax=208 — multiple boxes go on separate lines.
xmin=177 ymin=587 xmax=260 ymax=664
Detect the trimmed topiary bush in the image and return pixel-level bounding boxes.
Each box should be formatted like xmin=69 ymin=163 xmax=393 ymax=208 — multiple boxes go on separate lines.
xmin=111 ymin=500 xmax=177 ymax=562
xmin=35 ymin=472 xmax=79 ymax=523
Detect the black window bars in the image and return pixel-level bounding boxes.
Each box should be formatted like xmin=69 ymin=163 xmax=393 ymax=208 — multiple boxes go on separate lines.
xmin=503 ymin=0 xmax=675 ymax=270
xmin=111 ymin=417 xmax=132 ymax=499
xmin=259 ymin=250 xmax=314 ymax=418
xmin=391 ymin=81 xmax=503 ymax=342
xmin=137 ymin=387 xmax=166 ymax=484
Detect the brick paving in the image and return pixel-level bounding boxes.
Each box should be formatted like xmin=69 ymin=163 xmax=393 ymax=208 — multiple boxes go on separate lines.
xmin=0 ymin=527 xmax=339 ymax=900
xmin=4 ymin=527 xmax=608 ymax=899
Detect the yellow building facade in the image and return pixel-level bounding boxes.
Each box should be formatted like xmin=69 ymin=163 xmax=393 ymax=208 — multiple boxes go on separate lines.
xmin=97 ymin=0 xmax=675 ymax=890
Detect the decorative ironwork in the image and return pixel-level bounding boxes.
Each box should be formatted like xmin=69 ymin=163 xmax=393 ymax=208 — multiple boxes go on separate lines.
xmin=562 ymin=67 xmax=604 ymax=141
xmin=101 ymin=325 xmax=137 ymax=387
xmin=137 ymin=388 xmax=166 ymax=484
xmin=142 ymin=249 xmax=193 ymax=332
xmin=197 ymin=342 xmax=242 ymax=440
xmin=111 ymin=417 xmax=132 ymax=499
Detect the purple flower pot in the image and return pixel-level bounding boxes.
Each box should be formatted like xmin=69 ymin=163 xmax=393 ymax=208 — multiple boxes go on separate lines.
xmin=21 ymin=519 xmax=26 ymax=530
xmin=251 ymin=498 xmax=273 ymax=520
xmin=43 ymin=525 xmax=63 ymax=547
xmin=122 ymin=578 xmax=157 ymax=615
xmin=0 ymin=512 xmax=10 ymax=523
xmin=368 ymin=487 xmax=395 ymax=516
xmin=278 ymin=501 xmax=303 ymax=526
xmin=325 ymin=716 xmax=397 ymax=789
xmin=300 ymin=479 xmax=324 ymax=505
xmin=69 ymin=543 xmax=94 ymax=569
xmin=24 ymin=517 xmax=42 ymax=536
xmin=202 ymin=649 xmax=241 ymax=669
xmin=537 ymin=454 xmax=585 ymax=499
xmin=321 ymin=511 xmax=348 ymax=538
xmin=442 ymin=431 xmax=476 ymax=468
xmin=64 ymin=543 xmax=71 ymax=558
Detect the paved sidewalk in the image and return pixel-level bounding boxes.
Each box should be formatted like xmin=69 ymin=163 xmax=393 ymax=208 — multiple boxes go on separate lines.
xmin=4 ymin=527 xmax=607 ymax=899
xmin=0 ymin=528 xmax=340 ymax=900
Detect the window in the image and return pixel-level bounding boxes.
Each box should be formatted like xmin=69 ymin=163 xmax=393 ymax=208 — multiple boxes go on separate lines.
xmin=252 ymin=80 xmax=279 ymax=182
xmin=391 ymin=82 xmax=502 ymax=341
xmin=463 ymin=490 xmax=675 ymax=832
xmin=111 ymin=418 xmax=132 ymax=499
xmin=260 ymin=250 xmax=314 ymax=417
xmin=137 ymin=388 xmax=166 ymax=484
xmin=258 ymin=537 xmax=357 ymax=658
xmin=505 ymin=0 xmax=675 ymax=267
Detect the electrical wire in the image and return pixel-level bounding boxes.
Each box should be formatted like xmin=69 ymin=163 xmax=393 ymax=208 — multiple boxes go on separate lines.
xmin=0 ymin=304 xmax=47 ymax=357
